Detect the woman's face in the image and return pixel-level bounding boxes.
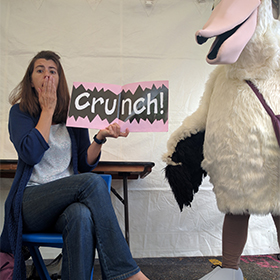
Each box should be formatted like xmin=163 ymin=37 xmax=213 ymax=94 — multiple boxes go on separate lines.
xmin=31 ymin=58 xmax=59 ymax=92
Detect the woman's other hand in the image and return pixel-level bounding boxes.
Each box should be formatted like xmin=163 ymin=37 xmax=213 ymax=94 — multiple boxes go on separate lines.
xmin=87 ymin=123 xmax=129 ymax=165
xmin=96 ymin=123 xmax=129 ymax=141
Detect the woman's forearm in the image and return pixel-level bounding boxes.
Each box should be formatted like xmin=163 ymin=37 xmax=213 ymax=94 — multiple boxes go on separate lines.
xmin=35 ymin=109 xmax=53 ymax=142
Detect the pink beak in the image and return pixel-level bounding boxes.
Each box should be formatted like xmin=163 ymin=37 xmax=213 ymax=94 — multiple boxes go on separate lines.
xmin=196 ymin=0 xmax=261 ymax=64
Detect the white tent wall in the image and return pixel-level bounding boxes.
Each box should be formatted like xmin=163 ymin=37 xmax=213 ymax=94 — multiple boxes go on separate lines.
xmin=0 ymin=0 xmax=278 ymax=259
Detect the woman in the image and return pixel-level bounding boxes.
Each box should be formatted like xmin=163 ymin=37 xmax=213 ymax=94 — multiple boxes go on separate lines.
xmin=0 ymin=50 xmax=149 ymax=280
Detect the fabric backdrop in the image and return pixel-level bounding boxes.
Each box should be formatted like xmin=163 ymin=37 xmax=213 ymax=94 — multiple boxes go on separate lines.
xmin=0 ymin=0 xmax=278 ymax=258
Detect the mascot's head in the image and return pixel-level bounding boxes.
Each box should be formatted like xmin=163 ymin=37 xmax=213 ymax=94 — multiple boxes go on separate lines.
xmin=196 ymin=0 xmax=280 ymax=80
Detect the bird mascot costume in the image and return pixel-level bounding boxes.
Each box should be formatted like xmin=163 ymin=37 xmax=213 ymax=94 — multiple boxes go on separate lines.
xmin=162 ymin=0 xmax=280 ymax=279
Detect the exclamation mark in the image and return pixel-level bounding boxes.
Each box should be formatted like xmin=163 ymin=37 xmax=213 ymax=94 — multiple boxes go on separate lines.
xmin=160 ymin=92 xmax=164 ymax=114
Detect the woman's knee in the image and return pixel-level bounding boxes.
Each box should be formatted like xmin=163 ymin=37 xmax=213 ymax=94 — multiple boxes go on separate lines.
xmin=55 ymin=203 xmax=93 ymax=233
xmin=79 ymin=173 xmax=108 ymax=188
xmin=80 ymin=172 xmax=110 ymax=194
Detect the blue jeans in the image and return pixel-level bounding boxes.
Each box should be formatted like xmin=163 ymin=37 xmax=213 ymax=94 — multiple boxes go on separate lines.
xmin=22 ymin=173 xmax=140 ymax=280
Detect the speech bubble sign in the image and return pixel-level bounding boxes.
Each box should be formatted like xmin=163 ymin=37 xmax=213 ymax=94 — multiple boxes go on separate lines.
xmin=66 ymin=80 xmax=168 ymax=132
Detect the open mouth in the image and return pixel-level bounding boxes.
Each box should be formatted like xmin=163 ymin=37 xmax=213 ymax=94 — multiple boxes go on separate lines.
xmin=206 ymin=20 xmax=245 ymax=61
xmin=195 ymin=0 xmax=261 ymax=64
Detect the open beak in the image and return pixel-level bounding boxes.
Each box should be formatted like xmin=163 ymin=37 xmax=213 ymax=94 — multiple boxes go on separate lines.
xmin=195 ymin=0 xmax=261 ymax=64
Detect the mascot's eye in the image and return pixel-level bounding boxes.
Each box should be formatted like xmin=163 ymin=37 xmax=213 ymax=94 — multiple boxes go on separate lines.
xmin=272 ymin=0 xmax=280 ymax=19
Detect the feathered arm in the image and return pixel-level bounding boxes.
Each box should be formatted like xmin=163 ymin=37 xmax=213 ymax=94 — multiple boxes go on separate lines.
xmin=162 ymin=67 xmax=220 ymax=210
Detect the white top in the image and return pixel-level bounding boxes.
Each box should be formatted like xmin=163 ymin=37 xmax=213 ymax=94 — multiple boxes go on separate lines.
xmin=27 ymin=123 xmax=74 ymax=187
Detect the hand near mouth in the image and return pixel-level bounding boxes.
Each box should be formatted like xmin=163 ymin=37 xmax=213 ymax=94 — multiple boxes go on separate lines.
xmin=37 ymin=76 xmax=57 ymax=115
xmin=35 ymin=76 xmax=58 ymax=142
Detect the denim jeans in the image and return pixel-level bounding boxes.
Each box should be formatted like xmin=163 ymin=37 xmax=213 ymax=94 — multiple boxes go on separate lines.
xmin=22 ymin=172 xmax=140 ymax=280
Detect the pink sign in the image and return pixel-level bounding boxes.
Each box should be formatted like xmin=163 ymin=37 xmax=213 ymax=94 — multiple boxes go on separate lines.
xmin=66 ymin=81 xmax=169 ymax=132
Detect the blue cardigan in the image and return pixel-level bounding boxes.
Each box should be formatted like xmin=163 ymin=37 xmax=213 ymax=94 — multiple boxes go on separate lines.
xmin=0 ymin=104 xmax=100 ymax=279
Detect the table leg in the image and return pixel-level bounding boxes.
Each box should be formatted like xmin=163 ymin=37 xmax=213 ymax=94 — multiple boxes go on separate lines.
xmin=122 ymin=172 xmax=130 ymax=247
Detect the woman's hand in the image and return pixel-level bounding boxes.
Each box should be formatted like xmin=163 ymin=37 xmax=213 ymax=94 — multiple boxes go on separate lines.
xmin=87 ymin=123 xmax=129 ymax=165
xmin=35 ymin=76 xmax=58 ymax=142
xmin=37 ymin=76 xmax=57 ymax=114
xmin=96 ymin=123 xmax=129 ymax=141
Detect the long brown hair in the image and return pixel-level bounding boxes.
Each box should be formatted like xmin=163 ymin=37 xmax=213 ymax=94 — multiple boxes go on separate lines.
xmin=9 ymin=51 xmax=70 ymax=123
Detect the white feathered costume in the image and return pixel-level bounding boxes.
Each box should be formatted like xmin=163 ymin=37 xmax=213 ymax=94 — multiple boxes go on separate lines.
xmin=163 ymin=0 xmax=280 ymax=216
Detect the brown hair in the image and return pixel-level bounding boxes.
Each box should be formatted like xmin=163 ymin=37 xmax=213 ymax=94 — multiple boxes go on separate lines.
xmin=9 ymin=50 xmax=70 ymax=123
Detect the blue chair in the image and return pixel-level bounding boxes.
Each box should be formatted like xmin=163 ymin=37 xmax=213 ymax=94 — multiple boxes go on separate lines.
xmin=22 ymin=174 xmax=112 ymax=280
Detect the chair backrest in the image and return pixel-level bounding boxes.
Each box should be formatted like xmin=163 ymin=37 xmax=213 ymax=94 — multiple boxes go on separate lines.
xmin=101 ymin=174 xmax=112 ymax=193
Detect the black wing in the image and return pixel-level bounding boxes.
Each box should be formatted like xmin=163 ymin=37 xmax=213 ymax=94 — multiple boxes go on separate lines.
xmin=165 ymin=131 xmax=207 ymax=211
